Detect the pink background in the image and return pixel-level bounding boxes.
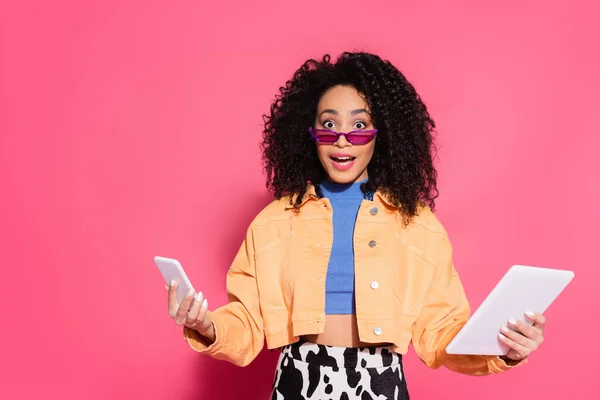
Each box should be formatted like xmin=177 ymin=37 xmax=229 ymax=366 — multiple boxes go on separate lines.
xmin=1 ymin=1 xmax=597 ymax=399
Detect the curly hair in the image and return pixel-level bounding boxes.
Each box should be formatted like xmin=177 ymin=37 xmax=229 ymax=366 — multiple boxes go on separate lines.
xmin=261 ymin=52 xmax=439 ymax=223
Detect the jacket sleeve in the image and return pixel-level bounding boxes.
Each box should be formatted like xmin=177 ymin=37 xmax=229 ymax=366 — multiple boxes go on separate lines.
xmin=183 ymin=227 xmax=264 ymax=367
xmin=411 ymin=234 xmax=527 ymax=375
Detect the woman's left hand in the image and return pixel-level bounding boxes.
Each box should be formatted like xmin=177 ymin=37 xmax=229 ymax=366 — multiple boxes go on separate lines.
xmin=499 ymin=311 xmax=546 ymax=361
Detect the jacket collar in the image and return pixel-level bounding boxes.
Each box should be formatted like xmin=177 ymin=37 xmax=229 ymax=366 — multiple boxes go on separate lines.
xmin=284 ymin=183 xmax=399 ymax=209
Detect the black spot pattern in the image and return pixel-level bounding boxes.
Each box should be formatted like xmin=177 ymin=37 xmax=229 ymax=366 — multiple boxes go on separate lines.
xmin=306 ymin=345 xmax=339 ymax=370
xmin=356 ymin=385 xmax=363 ymax=396
xmin=367 ymin=365 xmax=406 ymax=399
xmin=381 ymin=347 xmax=393 ymax=367
xmin=342 ymin=347 xmax=362 ymax=388
xmin=290 ymin=342 xmax=302 ymax=360
xmin=346 ymin=369 xmax=362 ymax=389
xmin=342 ymin=348 xmax=358 ymax=368
xmin=271 ymin=342 xmax=409 ymax=399
xmin=305 ymin=345 xmax=339 ymax=397
xmin=361 ymin=391 xmax=374 ymax=400
xmin=272 ymin=356 xmax=305 ymax=400
xmin=306 ymin=363 xmax=319 ymax=397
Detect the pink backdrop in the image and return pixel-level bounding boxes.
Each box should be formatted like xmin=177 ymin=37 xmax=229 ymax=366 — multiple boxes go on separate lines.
xmin=1 ymin=1 xmax=597 ymax=399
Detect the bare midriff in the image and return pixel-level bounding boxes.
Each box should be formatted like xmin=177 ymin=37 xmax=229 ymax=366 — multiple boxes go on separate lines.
xmin=301 ymin=314 xmax=391 ymax=348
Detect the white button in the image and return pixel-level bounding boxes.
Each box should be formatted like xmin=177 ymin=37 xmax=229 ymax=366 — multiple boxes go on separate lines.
xmin=374 ymin=327 xmax=382 ymax=335
xmin=370 ymin=281 xmax=379 ymax=289
xmin=370 ymin=207 xmax=378 ymax=215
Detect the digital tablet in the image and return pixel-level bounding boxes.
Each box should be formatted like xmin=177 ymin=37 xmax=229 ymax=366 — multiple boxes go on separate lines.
xmin=445 ymin=264 xmax=574 ymax=355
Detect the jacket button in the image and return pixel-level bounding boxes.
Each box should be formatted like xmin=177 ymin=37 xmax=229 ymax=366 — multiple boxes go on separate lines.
xmin=370 ymin=207 xmax=378 ymax=215
xmin=368 ymin=240 xmax=377 ymax=248
xmin=374 ymin=327 xmax=382 ymax=335
xmin=370 ymin=281 xmax=379 ymax=289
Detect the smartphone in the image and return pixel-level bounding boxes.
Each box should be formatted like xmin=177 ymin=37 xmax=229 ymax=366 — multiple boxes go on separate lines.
xmin=154 ymin=256 xmax=194 ymax=304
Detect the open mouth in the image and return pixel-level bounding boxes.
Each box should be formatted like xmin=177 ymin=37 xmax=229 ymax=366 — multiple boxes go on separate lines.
xmin=330 ymin=155 xmax=356 ymax=164
xmin=329 ymin=155 xmax=356 ymax=171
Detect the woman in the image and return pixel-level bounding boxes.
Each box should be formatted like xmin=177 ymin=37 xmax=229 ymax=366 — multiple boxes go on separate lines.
xmin=166 ymin=52 xmax=546 ymax=399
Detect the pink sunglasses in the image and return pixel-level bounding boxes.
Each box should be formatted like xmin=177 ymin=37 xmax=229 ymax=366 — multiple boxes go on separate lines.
xmin=308 ymin=127 xmax=378 ymax=145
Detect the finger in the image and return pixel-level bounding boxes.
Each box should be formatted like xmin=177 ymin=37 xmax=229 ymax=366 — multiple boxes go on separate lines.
xmin=501 ymin=323 xmax=536 ymax=350
xmin=174 ymin=288 xmax=196 ymax=325
xmin=196 ymin=298 xmax=211 ymax=333
xmin=508 ymin=318 xmax=541 ymax=342
xmin=515 ymin=318 xmax=544 ymax=347
xmin=505 ymin=349 xmax=525 ymax=361
xmin=186 ymin=292 xmax=203 ymax=326
xmin=498 ymin=332 xmax=530 ymax=359
xmin=526 ymin=311 xmax=546 ymax=330
xmin=167 ymin=280 xmax=179 ymax=317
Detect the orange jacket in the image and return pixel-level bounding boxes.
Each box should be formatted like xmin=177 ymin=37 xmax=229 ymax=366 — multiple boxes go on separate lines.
xmin=184 ymin=185 xmax=525 ymax=375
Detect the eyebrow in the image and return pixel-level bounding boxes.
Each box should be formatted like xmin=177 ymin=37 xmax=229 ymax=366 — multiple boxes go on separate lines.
xmin=351 ymin=109 xmax=368 ymax=116
xmin=319 ymin=108 xmax=368 ymax=117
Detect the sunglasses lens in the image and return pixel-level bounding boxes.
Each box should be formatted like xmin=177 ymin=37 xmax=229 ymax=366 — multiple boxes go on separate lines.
xmin=315 ymin=132 xmax=338 ymax=143
xmin=312 ymin=129 xmax=376 ymax=144
xmin=347 ymin=132 xmax=374 ymax=144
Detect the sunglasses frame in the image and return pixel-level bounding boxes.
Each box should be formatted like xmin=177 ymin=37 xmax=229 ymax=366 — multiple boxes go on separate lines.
xmin=308 ymin=127 xmax=378 ymax=145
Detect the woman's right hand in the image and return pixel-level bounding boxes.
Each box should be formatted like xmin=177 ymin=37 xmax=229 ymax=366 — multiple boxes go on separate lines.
xmin=167 ymin=281 xmax=215 ymax=342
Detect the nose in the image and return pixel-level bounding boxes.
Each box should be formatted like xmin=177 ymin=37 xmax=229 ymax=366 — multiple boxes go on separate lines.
xmin=334 ymin=133 xmax=351 ymax=148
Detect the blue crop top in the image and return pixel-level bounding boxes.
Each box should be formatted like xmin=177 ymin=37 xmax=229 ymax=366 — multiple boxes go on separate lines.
xmin=320 ymin=178 xmax=368 ymax=314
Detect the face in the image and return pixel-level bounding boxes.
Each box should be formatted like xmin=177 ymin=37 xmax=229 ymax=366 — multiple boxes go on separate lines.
xmin=313 ymin=85 xmax=376 ymax=184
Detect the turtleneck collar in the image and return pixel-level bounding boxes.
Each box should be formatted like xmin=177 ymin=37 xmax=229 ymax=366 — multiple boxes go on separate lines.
xmin=320 ymin=178 xmax=368 ymax=201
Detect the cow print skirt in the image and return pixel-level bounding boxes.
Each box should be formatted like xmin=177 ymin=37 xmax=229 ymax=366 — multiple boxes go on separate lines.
xmin=270 ymin=340 xmax=410 ymax=399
